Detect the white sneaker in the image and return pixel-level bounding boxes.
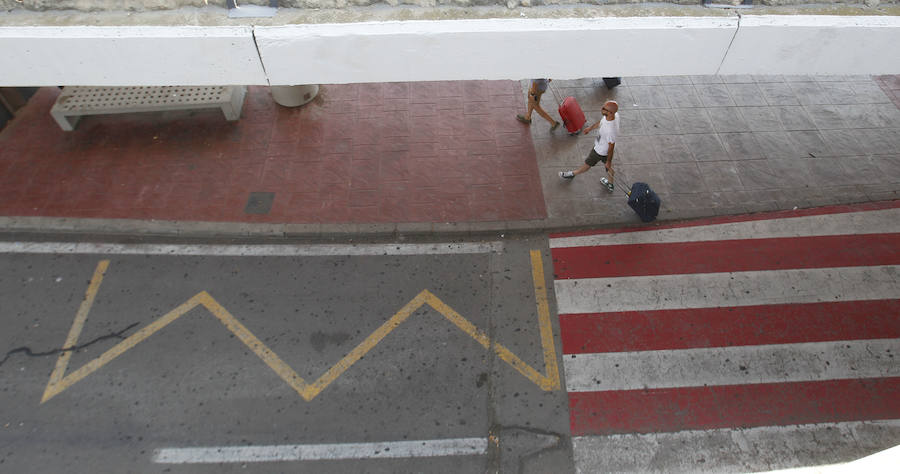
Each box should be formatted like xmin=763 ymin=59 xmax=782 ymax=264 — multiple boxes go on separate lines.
xmin=559 ymin=171 xmax=574 ymax=180
xmin=600 ymin=177 xmax=614 ymax=192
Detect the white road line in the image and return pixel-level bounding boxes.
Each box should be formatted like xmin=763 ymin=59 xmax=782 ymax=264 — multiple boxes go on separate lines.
xmin=0 ymin=241 xmax=503 ymax=256
xmin=572 ymin=420 xmax=900 ymax=474
xmin=564 ymin=338 xmax=900 ymax=392
xmin=152 ymin=438 xmax=487 ymax=464
xmin=554 ymin=265 xmax=900 ymax=314
xmin=550 ymin=208 xmax=900 ymax=248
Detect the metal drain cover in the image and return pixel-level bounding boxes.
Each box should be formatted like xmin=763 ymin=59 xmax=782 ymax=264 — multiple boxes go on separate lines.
xmin=244 ymin=192 xmax=275 ymax=215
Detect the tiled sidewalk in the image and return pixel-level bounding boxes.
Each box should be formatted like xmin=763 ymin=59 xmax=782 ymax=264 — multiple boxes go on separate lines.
xmin=0 ymin=83 xmax=546 ymax=224
xmin=1 ymin=75 xmax=898 ymax=236
xmin=875 ymin=75 xmax=900 ymax=110
xmin=538 ymin=75 xmax=900 ymax=223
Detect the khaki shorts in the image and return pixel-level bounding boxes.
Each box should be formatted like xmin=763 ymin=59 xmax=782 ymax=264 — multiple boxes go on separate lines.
xmin=585 ymin=149 xmax=608 ymax=167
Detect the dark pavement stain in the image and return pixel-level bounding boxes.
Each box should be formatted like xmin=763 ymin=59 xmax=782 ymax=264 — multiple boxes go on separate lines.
xmin=309 ymin=331 xmax=350 ymax=353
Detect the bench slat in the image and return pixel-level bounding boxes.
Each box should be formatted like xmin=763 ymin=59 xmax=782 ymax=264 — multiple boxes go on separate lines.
xmin=50 ymin=86 xmax=246 ymax=131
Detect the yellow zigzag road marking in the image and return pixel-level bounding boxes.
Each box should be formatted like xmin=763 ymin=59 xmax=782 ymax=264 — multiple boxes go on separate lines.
xmin=42 ymin=251 xmax=560 ymax=403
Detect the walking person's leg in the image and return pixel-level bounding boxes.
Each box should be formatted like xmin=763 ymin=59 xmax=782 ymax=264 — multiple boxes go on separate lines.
xmin=519 ymin=89 xmax=559 ymax=130
xmin=531 ymin=91 xmax=558 ymax=128
xmin=600 ymin=159 xmax=615 ymax=192
xmin=525 ymin=91 xmax=539 ymax=121
xmin=517 ymin=84 xmax=538 ymax=124
xmin=603 ymin=141 xmax=616 ymax=190
xmin=559 ymin=150 xmax=603 ymax=179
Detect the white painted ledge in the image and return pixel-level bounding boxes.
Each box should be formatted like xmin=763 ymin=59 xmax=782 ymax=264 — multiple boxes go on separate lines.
xmin=720 ymin=15 xmax=900 ymax=75
xmin=0 ymin=16 xmax=898 ymax=86
xmin=255 ymin=17 xmax=739 ymax=84
xmin=0 ymin=26 xmax=267 ymax=86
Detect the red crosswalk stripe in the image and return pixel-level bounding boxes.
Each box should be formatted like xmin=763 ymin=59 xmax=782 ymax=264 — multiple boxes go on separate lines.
xmin=560 ymin=299 xmax=900 ymax=354
xmin=552 ymin=233 xmax=900 ymax=279
xmin=569 ymin=377 xmax=900 ymax=436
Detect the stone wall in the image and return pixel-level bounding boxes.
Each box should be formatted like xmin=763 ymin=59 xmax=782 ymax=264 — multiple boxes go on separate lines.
xmin=1 ymin=0 xmax=897 ymax=12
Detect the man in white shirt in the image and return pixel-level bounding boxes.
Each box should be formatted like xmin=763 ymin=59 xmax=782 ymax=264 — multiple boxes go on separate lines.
xmin=559 ymin=100 xmax=619 ymax=190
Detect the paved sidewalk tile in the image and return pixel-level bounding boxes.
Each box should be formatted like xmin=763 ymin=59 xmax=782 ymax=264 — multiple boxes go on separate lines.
xmin=2 ymin=75 xmax=899 ymax=234
xmin=876 ymin=75 xmax=900 ymax=110
xmin=0 ymin=83 xmax=547 ymax=224
xmin=537 ymin=76 xmax=900 ymax=224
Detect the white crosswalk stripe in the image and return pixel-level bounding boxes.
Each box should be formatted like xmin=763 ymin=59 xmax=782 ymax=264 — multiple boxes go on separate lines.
xmin=564 ymin=338 xmax=900 ymax=392
xmin=550 ymin=207 xmax=900 ymax=248
xmin=554 ymin=265 xmax=900 ymax=314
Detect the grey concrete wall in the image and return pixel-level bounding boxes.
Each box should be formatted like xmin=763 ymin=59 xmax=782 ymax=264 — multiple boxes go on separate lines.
xmin=1 ymin=0 xmax=897 ymax=12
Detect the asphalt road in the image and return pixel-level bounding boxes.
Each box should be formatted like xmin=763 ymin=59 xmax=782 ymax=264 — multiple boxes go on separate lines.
xmin=0 ymin=235 xmax=573 ymax=473
xmin=6 ymin=203 xmax=899 ymax=474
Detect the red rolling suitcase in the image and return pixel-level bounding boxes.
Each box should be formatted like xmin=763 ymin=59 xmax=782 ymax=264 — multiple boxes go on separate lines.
xmin=559 ymin=97 xmax=586 ymax=135
xmin=550 ymin=85 xmax=586 ymax=135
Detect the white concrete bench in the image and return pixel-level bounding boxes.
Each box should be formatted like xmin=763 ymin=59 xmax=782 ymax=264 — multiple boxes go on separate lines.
xmin=50 ymin=85 xmax=247 ymax=131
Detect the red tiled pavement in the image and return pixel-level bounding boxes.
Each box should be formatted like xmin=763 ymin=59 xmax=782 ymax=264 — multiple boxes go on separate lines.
xmin=875 ymin=75 xmax=900 ymax=110
xmin=0 ymin=83 xmax=547 ymax=224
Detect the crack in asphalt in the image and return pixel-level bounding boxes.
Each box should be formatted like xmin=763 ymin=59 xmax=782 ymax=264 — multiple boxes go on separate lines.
xmin=490 ymin=424 xmax=568 ymax=474
xmin=485 ymin=250 xmax=502 ymax=474
xmin=0 ymin=322 xmax=140 ymax=369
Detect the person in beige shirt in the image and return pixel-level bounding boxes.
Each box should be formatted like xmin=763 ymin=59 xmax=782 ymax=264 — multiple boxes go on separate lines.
xmin=516 ymin=79 xmax=560 ymax=132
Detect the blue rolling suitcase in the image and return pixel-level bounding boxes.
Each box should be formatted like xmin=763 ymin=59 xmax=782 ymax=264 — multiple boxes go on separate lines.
xmin=625 ymin=182 xmax=660 ymax=222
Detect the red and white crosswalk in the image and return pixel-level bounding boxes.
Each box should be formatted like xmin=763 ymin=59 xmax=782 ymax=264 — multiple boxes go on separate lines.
xmin=549 ymin=201 xmax=900 ymax=473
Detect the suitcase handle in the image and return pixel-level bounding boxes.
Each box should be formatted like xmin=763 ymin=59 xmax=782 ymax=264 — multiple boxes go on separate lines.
xmin=547 ymin=81 xmax=564 ymax=108
xmin=612 ymin=169 xmax=635 ymax=197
